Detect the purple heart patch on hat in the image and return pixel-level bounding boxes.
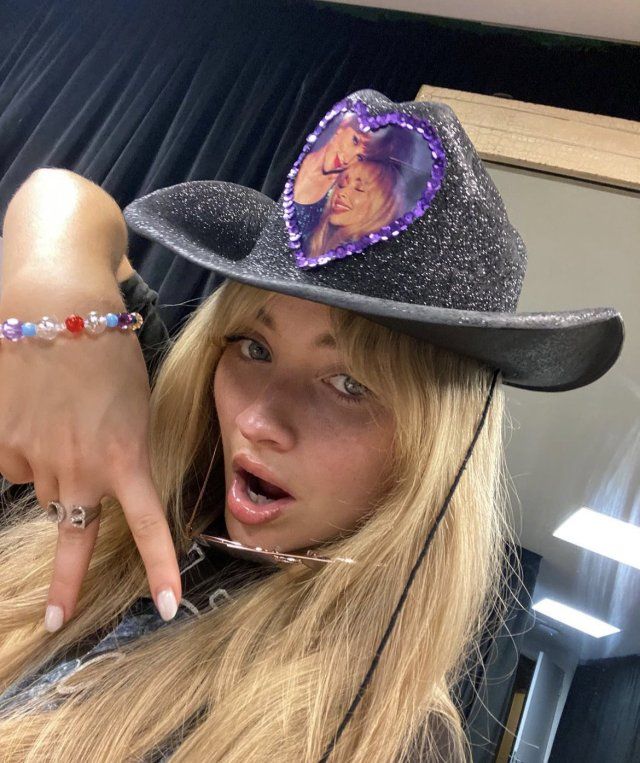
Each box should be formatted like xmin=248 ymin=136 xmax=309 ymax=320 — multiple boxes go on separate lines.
xmin=282 ymin=97 xmax=446 ymax=270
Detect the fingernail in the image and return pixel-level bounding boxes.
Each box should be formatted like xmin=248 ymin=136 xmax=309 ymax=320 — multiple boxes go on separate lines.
xmin=44 ymin=604 xmax=64 ymax=633
xmin=156 ymin=588 xmax=178 ymax=621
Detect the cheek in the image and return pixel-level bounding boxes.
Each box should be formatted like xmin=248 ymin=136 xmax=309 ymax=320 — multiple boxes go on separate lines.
xmin=353 ymin=194 xmax=368 ymax=215
xmin=213 ymin=361 xmax=227 ymax=422
xmin=303 ymin=422 xmax=393 ymax=527
xmin=327 ymin=439 xmax=386 ymax=495
xmin=362 ymin=194 xmax=380 ymax=219
xmin=373 ymin=195 xmax=387 ymax=217
xmin=213 ymin=356 xmax=245 ymax=435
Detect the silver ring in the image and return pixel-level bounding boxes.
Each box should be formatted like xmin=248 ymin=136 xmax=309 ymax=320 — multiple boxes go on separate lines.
xmin=46 ymin=501 xmax=66 ymax=523
xmin=69 ymin=504 xmax=102 ymax=529
xmin=45 ymin=501 xmax=102 ymax=529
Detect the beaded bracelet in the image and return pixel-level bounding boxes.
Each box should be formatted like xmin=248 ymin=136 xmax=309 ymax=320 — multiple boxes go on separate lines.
xmin=0 ymin=310 xmax=144 ymax=343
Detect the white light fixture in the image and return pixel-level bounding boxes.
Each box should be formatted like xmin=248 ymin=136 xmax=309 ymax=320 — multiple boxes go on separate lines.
xmin=533 ymin=598 xmax=620 ymax=638
xmin=553 ymin=507 xmax=640 ymax=570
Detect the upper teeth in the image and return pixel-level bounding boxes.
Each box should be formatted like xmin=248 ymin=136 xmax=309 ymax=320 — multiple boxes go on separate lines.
xmin=247 ymin=485 xmax=274 ymax=504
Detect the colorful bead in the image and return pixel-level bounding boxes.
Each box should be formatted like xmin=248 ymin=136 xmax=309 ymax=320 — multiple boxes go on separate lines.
xmin=84 ymin=311 xmax=107 ymax=335
xmin=2 ymin=318 xmax=23 ymax=342
xmin=21 ymin=322 xmax=37 ymax=337
xmin=0 ymin=308 xmax=143 ymax=346
xmin=65 ymin=314 xmax=85 ymax=334
xmin=36 ymin=316 xmax=59 ymax=341
xmin=117 ymin=312 xmax=133 ymax=329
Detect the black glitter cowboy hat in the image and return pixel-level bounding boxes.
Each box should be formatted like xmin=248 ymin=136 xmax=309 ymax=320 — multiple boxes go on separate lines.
xmin=123 ymin=89 xmax=624 ymax=392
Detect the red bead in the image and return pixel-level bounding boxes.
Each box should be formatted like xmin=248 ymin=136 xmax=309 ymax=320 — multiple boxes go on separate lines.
xmin=65 ymin=314 xmax=85 ymax=333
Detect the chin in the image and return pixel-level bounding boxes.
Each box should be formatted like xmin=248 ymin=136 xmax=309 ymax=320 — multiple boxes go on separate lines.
xmin=224 ymin=508 xmax=295 ymax=552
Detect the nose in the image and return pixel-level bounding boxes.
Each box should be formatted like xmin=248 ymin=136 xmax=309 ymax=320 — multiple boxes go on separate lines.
xmin=337 ymin=177 xmax=350 ymax=197
xmin=234 ymin=383 xmax=296 ymax=451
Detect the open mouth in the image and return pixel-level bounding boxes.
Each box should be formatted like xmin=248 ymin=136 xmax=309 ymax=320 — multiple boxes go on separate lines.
xmin=228 ymin=467 xmax=294 ymax=526
xmin=240 ymin=467 xmax=292 ymax=505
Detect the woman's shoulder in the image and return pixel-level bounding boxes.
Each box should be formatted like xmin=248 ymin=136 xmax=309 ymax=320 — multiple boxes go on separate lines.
xmin=118 ymin=271 xmax=171 ymax=381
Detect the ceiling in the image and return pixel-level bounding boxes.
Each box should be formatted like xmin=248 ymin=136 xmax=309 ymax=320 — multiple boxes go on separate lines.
xmin=322 ymin=0 xmax=640 ymax=44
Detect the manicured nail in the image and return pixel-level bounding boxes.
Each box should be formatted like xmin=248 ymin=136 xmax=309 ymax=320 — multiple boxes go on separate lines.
xmin=156 ymin=588 xmax=178 ymax=621
xmin=44 ymin=604 xmax=64 ymax=633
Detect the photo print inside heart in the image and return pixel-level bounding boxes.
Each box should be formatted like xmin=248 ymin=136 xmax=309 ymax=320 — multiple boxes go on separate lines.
xmin=283 ymin=99 xmax=445 ymax=268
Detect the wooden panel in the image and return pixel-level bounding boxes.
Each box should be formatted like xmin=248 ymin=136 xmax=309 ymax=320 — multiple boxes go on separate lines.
xmin=416 ymin=85 xmax=640 ymax=190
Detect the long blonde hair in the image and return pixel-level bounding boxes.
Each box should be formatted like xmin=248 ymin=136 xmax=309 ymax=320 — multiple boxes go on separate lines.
xmin=0 ymin=278 xmax=515 ymax=762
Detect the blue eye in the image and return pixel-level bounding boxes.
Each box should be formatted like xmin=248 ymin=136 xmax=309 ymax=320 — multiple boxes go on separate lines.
xmin=224 ymin=334 xmax=270 ymax=361
xmin=241 ymin=338 xmax=270 ymax=361
xmin=327 ymin=374 xmax=368 ymax=404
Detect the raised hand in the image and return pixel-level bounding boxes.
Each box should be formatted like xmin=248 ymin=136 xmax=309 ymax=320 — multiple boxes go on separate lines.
xmin=0 ymin=169 xmax=182 ymax=631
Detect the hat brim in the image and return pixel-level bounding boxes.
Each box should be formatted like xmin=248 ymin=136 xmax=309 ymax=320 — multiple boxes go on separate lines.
xmin=123 ymin=181 xmax=624 ymax=393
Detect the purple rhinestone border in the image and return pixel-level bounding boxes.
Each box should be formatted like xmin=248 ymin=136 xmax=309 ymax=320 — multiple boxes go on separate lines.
xmin=282 ymin=97 xmax=447 ymax=270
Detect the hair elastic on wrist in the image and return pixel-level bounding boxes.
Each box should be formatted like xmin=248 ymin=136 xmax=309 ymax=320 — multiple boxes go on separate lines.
xmin=0 ymin=310 xmax=144 ymax=343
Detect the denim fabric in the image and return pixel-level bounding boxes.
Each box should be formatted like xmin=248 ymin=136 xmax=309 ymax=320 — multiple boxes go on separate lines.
xmin=0 ymin=542 xmax=208 ymax=716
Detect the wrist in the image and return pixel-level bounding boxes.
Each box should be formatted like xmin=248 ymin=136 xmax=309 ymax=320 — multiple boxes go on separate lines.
xmin=0 ymin=276 xmax=127 ymax=319
xmin=0 ymin=304 xmax=143 ymax=342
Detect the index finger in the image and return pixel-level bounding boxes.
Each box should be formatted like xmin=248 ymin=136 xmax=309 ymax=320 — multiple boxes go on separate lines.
xmin=115 ymin=472 xmax=182 ymax=621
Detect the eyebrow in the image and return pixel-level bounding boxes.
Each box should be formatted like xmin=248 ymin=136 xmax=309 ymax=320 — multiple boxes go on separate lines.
xmin=256 ymin=306 xmax=337 ymax=349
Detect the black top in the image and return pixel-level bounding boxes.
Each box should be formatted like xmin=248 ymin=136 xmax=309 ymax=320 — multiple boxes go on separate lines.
xmin=118 ymin=270 xmax=172 ymax=382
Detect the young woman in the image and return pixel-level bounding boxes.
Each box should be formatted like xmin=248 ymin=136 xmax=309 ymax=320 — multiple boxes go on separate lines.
xmin=292 ymin=108 xmax=418 ymax=243
xmin=294 ymin=112 xmax=372 ymax=195
xmin=0 ymin=90 xmax=623 ymax=761
xmin=306 ymin=159 xmax=403 ymax=261
xmin=292 ymin=110 xmax=371 ymax=241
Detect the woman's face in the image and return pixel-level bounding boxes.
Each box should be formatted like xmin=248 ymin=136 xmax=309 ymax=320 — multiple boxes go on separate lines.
xmin=322 ymin=123 xmax=369 ymax=174
xmin=213 ymin=294 xmax=395 ymax=553
xmin=328 ymin=163 xmax=391 ymax=229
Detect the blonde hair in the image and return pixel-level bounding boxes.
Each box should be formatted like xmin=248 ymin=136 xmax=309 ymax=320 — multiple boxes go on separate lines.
xmin=0 ymin=279 xmax=515 ymax=762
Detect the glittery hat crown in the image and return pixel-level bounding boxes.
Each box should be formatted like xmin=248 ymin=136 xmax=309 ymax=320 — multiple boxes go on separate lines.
xmin=123 ymin=89 xmax=623 ymax=392
xmin=256 ymin=89 xmax=527 ymax=314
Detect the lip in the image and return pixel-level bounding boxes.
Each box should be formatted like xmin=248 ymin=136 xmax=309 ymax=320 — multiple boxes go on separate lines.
xmin=332 ymin=198 xmax=351 ymax=213
xmin=333 ymin=153 xmax=343 ymax=170
xmin=227 ymin=453 xmax=295 ymax=527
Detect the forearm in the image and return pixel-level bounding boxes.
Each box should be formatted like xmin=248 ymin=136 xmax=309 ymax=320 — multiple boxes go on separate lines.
xmin=2 ymin=168 xmax=133 ymax=302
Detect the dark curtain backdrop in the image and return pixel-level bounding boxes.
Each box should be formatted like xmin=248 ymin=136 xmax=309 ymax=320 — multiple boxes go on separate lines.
xmin=1 ymin=0 xmax=639 ymax=331
xmin=550 ymin=655 xmax=640 ymax=762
